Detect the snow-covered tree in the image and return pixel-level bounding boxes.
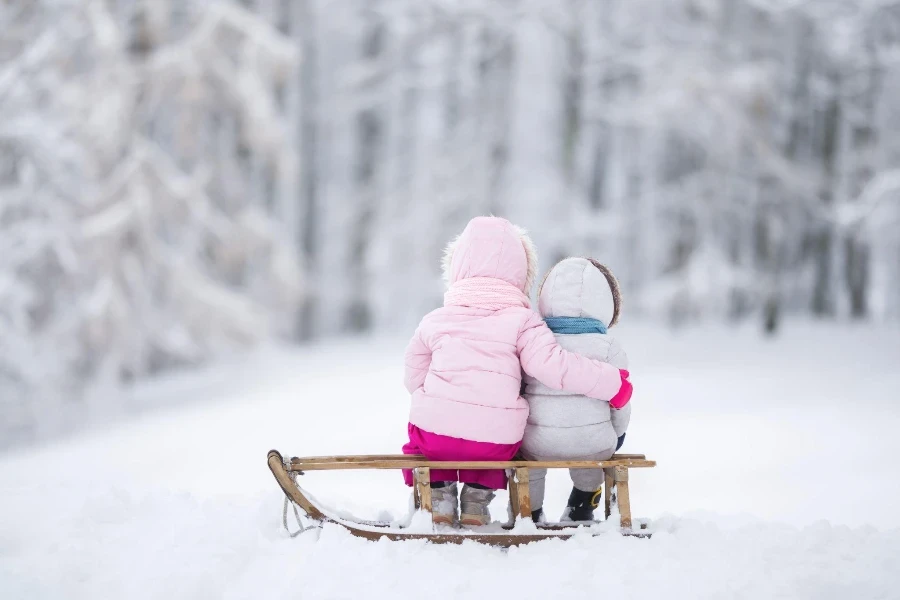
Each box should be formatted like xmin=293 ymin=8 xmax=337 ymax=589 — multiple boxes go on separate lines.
xmin=3 ymin=0 xmax=900 ymax=446
xmin=0 ymin=0 xmax=302 ymax=446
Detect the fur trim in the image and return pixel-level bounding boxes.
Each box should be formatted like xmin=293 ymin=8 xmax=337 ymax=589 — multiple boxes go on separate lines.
xmin=586 ymin=258 xmax=622 ymax=327
xmin=513 ymin=225 xmax=539 ymax=295
xmin=440 ymin=221 xmax=539 ymax=294
xmin=537 ymin=266 xmax=554 ymax=299
xmin=441 ymin=233 xmax=463 ymax=287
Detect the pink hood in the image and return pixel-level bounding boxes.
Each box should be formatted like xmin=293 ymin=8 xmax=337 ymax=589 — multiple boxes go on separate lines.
xmin=442 ymin=217 xmax=539 ymax=293
xmin=404 ymin=217 xmax=623 ymax=445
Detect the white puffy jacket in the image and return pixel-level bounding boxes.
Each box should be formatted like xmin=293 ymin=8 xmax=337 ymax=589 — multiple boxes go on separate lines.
xmin=522 ymin=257 xmax=630 ymax=462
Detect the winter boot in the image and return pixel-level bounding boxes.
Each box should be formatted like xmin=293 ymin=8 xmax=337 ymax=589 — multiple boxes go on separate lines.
xmin=430 ymin=482 xmax=458 ymax=526
xmin=459 ymin=484 xmax=495 ymax=526
xmin=560 ymin=487 xmax=602 ymax=522
xmin=531 ymin=507 xmax=547 ymax=523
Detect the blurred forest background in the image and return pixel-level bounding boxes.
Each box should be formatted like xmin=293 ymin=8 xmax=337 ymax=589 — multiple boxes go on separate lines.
xmin=2 ymin=0 xmax=900 ymax=447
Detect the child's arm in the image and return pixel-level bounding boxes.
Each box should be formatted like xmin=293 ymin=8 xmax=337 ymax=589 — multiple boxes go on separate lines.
xmin=606 ymin=338 xmax=631 ymax=432
xmin=611 ymin=403 xmax=631 ymax=437
xmin=517 ymin=312 xmax=625 ymax=403
xmin=606 ymin=338 xmax=629 ymax=370
xmin=404 ymin=327 xmax=432 ymax=393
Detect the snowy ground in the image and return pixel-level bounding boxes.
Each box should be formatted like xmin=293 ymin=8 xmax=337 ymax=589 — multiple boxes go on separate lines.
xmin=2 ymin=322 xmax=900 ymax=599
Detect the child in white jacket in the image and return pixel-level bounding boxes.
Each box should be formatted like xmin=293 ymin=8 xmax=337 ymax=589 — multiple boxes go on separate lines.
xmin=521 ymin=257 xmax=631 ymax=522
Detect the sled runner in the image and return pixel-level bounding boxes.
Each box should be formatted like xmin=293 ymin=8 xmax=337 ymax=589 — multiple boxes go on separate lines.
xmin=268 ymin=449 xmax=656 ymax=547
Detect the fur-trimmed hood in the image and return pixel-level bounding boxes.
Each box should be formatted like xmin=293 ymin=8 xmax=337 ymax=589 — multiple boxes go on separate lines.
xmin=441 ymin=217 xmax=538 ymax=294
xmin=538 ymin=257 xmax=622 ymax=327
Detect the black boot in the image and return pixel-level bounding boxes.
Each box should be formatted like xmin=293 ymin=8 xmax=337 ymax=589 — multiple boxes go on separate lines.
xmin=531 ymin=507 xmax=545 ymax=523
xmin=563 ymin=487 xmax=601 ymax=522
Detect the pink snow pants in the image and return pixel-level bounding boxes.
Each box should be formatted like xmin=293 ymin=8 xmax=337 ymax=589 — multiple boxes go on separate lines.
xmin=402 ymin=423 xmax=521 ymax=490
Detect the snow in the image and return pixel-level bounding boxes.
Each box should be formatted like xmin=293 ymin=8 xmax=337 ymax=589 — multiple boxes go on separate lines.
xmin=0 ymin=1 xmax=304 ymax=446
xmin=2 ymin=322 xmax=900 ymax=599
xmin=5 ymin=0 xmax=900 ymax=455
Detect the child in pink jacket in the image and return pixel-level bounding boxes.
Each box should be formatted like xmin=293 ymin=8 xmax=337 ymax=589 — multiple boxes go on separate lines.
xmin=402 ymin=216 xmax=631 ymax=526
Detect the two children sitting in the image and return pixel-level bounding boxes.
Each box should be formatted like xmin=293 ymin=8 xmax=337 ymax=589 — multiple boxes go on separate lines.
xmin=402 ymin=217 xmax=632 ymax=525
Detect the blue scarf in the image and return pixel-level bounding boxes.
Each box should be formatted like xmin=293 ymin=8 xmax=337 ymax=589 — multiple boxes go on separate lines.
xmin=544 ymin=316 xmax=608 ymax=335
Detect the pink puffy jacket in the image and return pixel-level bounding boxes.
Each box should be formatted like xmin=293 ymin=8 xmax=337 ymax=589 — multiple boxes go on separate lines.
xmin=404 ymin=217 xmax=624 ymax=445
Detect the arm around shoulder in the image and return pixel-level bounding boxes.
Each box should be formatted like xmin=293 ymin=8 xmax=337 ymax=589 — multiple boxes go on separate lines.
xmin=605 ymin=337 xmax=632 ymax=408
xmin=516 ymin=311 xmax=623 ymax=401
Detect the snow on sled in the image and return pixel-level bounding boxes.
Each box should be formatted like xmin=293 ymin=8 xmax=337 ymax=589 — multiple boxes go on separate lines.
xmin=268 ymin=449 xmax=656 ymax=547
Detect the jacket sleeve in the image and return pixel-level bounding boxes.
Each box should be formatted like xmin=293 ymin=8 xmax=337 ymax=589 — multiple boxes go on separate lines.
xmin=404 ymin=327 xmax=432 ymax=394
xmin=610 ymin=401 xmax=631 ymax=437
xmin=606 ymin=337 xmax=633 ymax=414
xmin=606 ymin=338 xmax=629 ymax=370
xmin=516 ymin=311 xmax=623 ymax=401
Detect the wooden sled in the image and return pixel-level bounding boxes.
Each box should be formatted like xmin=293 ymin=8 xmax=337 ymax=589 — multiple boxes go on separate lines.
xmin=268 ymin=449 xmax=656 ymax=547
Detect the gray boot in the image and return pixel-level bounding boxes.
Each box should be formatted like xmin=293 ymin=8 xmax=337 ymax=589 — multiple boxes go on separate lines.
xmin=431 ymin=483 xmax=458 ymax=525
xmin=459 ymin=485 xmax=495 ymax=526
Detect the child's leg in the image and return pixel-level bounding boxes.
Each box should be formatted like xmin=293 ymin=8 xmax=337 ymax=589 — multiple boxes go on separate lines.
xmin=563 ymin=469 xmax=604 ymax=522
xmin=569 ymin=445 xmax=615 ymax=493
xmin=459 ymin=484 xmax=495 ymax=526
xmin=457 ymin=468 xmax=507 ymax=490
xmin=404 ymin=423 xmax=464 ymax=485
xmin=407 ymin=423 xmax=519 ymax=524
xmin=429 ymin=432 xmax=520 ymax=491
xmin=456 ymin=466 xmax=506 ymax=524
xmin=455 ymin=445 xmax=519 ymax=525
xmin=569 ymin=465 xmax=607 ymax=493
xmin=527 ymin=467 xmax=548 ymax=520
xmin=565 ymin=450 xmax=613 ymax=521
xmin=430 ymin=482 xmax=459 ymax=525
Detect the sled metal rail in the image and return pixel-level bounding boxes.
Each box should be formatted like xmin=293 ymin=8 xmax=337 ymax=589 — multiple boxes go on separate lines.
xmin=268 ymin=450 xmax=655 ymax=547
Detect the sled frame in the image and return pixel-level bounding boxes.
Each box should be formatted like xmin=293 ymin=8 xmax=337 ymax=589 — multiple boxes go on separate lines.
xmin=268 ymin=450 xmax=655 ymax=547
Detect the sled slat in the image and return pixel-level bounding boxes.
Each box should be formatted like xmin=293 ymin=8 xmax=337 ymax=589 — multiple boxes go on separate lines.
xmin=604 ymin=468 xmax=614 ymax=520
xmin=514 ymin=468 xmax=531 ymax=521
xmin=508 ymin=473 xmax=520 ymax=521
xmin=295 ymin=453 xmax=646 ymax=463
xmin=267 ymin=450 xmax=654 ymax=546
xmin=415 ymin=468 xmax=432 ymax=515
xmin=301 ymin=455 xmax=427 ymax=463
xmin=287 ymin=459 xmax=655 ymax=471
xmin=614 ymin=466 xmax=632 ymax=529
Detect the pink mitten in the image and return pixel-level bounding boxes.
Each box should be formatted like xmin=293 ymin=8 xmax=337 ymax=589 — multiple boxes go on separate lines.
xmin=609 ymin=369 xmax=632 ymax=409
